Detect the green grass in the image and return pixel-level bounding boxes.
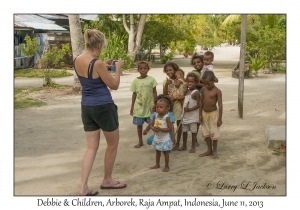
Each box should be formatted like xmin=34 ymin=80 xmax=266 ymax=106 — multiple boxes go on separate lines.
xmin=14 ymin=87 xmax=27 ymax=94
xmin=14 ymin=98 xmax=46 ymax=109
xmin=14 ymin=68 xmax=73 ymax=78
xmin=14 ymin=87 xmax=46 ymax=109
xmin=272 ymin=151 xmax=281 ymax=156
xmin=14 ymin=87 xmax=43 ymax=94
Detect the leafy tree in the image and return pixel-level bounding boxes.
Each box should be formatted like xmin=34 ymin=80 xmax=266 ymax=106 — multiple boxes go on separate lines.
xmin=141 ymin=18 xmax=183 ymax=59
xmin=221 ymin=14 xmax=286 ymax=72
xmin=122 ymin=14 xmax=147 ymax=63
xmin=84 ymin=15 xmax=126 ymax=36
xmin=39 ymin=43 xmax=72 ymax=87
xmin=99 ymin=33 xmax=132 ymax=69
xmin=84 ymin=14 xmax=146 ymax=64
xmin=19 ymin=35 xmax=39 ymax=57
xmin=142 ymin=14 xmax=186 ymax=57
xmin=247 ymin=26 xmax=286 ymax=72
xmin=191 ymin=15 xmax=224 ymax=49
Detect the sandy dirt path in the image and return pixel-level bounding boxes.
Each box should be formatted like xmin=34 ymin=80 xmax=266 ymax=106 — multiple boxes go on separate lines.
xmin=14 ymin=70 xmax=286 ymax=196
xmin=14 ymin=46 xmax=286 ymax=196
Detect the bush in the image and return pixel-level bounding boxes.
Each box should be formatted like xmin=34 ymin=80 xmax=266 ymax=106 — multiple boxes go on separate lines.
xmin=246 ymin=26 xmax=286 ymax=73
xmin=19 ymin=35 xmax=39 ymax=57
xmin=39 ymin=43 xmax=72 ymax=87
xmin=249 ymin=56 xmax=266 ymax=77
xmin=161 ymin=52 xmax=174 ymax=64
xmin=99 ymin=33 xmax=132 ymax=69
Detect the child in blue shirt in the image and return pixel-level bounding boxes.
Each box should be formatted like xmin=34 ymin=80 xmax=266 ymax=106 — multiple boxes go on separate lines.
xmin=143 ymin=95 xmax=175 ymax=145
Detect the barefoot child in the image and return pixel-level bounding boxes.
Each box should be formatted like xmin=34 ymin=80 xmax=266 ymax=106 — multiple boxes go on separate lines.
xmin=180 ymin=72 xmax=201 ymax=153
xmin=130 ymin=61 xmax=158 ymax=148
xmin=163 ymin=62 xmax=187 ymax=150
xmin=191 ymin=53 xmax=218 ymax=146
xmin=199 ymin=71 xmax=223 ymax=159
xmin=143 ymin=95 xmax=175 ymax=146
xmin=149 ymin=96 xmax=175 ymax=172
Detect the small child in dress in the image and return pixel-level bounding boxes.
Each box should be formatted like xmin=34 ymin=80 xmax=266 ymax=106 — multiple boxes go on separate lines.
xmin=149 ymin=96 xmax=175 ymax=172
xmin=199 ymin=71 xmax=223 ymax=159
xmin=180 ymin=72 xmax=201 ymax=153
xmin=143 ymin=95 xmax=175 ymax=146
xmin=130 ymin=61 xmax=158 ymax=148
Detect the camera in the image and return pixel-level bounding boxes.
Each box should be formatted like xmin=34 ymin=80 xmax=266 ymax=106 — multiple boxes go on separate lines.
xmin=112 ymin=60 xmax=118 ymax=65
xmin=109 ymin=60 xmax=118 ymax=72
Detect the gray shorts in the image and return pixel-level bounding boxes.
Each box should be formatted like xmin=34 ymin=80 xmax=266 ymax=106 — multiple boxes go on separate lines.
xmin=182 ymin=122 xmax=198 ymax=133
xmin=81 ymin=103 xmax=119 ymax=132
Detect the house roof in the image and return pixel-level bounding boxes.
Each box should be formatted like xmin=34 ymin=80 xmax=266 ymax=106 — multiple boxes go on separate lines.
xmin=38 ymin=14 xmax=69 ymax=20
xmin=39 ymin=14 xmax=99 ymax=21
xmin=14 ymin=14 xmax=67 ymax=30
xmin=79 ymin=14 xmax=99 ymax=21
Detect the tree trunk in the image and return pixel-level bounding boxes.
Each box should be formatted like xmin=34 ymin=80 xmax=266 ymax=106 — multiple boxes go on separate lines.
xmin=238 ymin=14 xmax=247 ymax=118
xmin=123 ymin=14 xmax=147 ymax=63
xmin=68 ymin=14 xmax=85 ymax=92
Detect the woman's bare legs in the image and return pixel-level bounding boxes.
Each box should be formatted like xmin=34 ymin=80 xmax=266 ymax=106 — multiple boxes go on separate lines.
xmin=79 ymin=129 xmax=100 ymax=196
xmin=101 ymin=128 xmax=125 ymax=187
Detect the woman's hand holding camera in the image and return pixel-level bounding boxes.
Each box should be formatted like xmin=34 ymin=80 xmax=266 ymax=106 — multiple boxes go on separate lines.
xmin=115 ymin=59 xmax=124 ymax=70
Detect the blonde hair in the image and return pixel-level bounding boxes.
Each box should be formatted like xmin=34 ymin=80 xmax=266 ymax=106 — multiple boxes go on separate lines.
xmin=83 ymin=29 xmax=106 ymax=51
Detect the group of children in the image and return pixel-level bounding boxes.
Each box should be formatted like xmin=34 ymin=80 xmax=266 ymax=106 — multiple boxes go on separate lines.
xmin=129 ymin=51 xmax=223 ymax=172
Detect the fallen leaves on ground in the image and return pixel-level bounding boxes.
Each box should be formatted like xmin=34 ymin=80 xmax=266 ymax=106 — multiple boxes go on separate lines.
xmin=272 ymin=144 xmax=286 ymax=156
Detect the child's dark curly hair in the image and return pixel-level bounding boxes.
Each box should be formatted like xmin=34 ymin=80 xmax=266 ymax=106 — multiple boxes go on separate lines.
xmin=202 ymin=71 xmax=215 ymax=81
xmin=186 ymin=72 xmax=200 ymax=84
xmin=191 ymin=53 xmax=204 ymax=65
xmin=155 ymin=94 xmax=173 ymax=112
xmin=163 ymin=61 xmax=179 ymax=73
xmin=137 ymin=61 xmax=150 ymax=70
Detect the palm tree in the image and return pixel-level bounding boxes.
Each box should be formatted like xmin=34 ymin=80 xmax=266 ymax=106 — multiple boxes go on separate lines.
xmin=68 ymin=14 xmax=85 ymax=92
xmin=206 ymin=15 xmax=226 ymax=47
xmin=221 ymin=14 xmax=285 ymax=42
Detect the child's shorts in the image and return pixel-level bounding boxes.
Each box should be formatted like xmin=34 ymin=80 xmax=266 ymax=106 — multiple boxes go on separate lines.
xmin=133 ymin=116 xmax=150 ymax=126
xmin=182 ymin=122 xmax=198 ymax=133
xmin=201 ymin=110 xmax=220 ymax=140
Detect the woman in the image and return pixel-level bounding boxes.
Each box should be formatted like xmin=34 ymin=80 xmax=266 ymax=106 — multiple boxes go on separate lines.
xmin=74 ymin=29 xmax=126 ymax=196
